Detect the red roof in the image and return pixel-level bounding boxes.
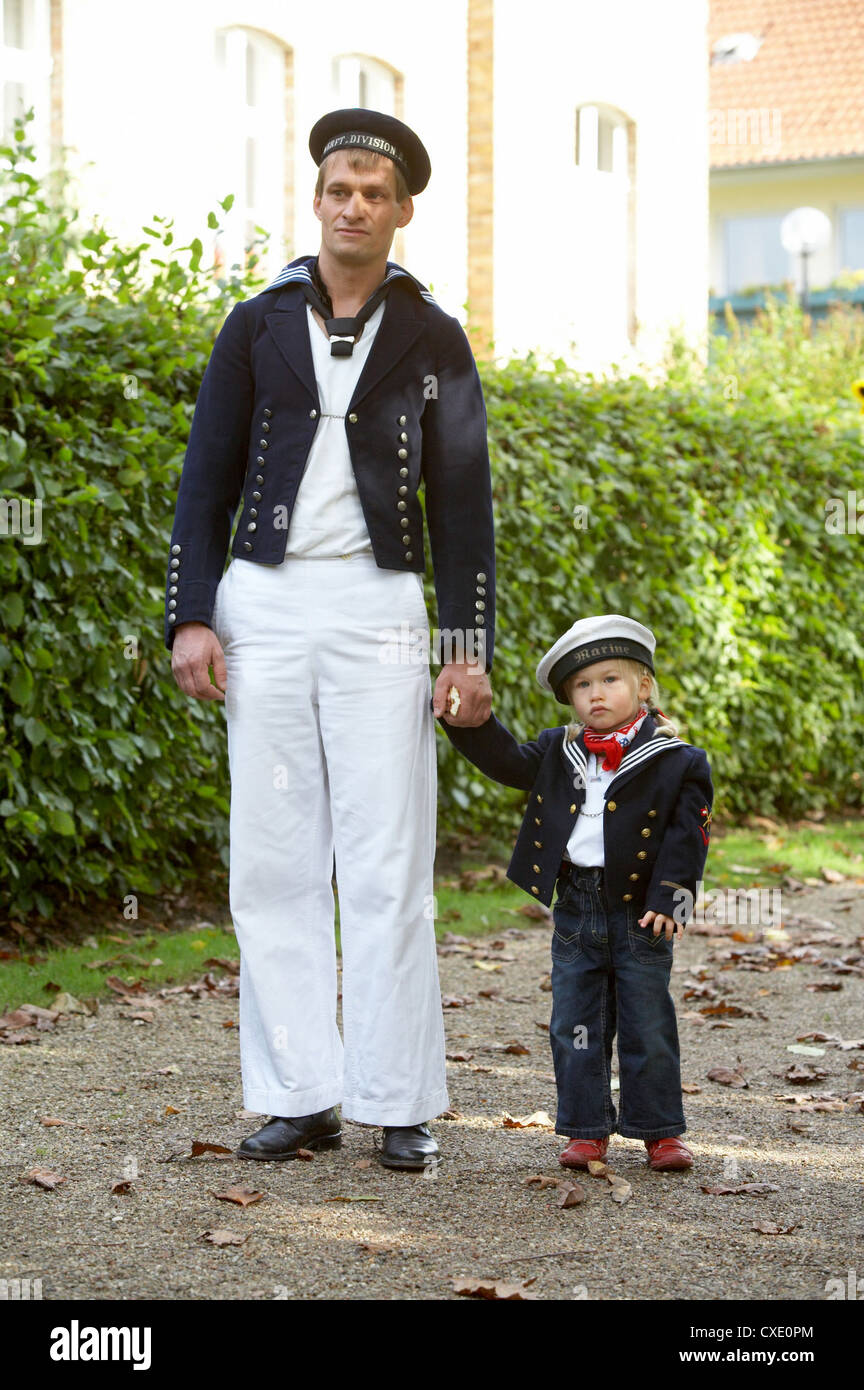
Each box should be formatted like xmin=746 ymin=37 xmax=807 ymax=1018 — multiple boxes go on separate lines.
xmin=709 ymin=0 xmax=864 ymax=166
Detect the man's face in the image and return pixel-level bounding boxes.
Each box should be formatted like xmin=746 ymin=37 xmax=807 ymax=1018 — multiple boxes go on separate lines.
xmin=313 ymin=151 xmax=413 ymax=265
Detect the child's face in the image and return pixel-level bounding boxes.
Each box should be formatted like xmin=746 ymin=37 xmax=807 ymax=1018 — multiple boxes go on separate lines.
xmin=564 ymin=660 xmax=651 ymax=731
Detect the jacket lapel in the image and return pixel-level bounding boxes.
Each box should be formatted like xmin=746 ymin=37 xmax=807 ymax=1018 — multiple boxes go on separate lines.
xmin=263 ymin=276 xmax=427 ymax=411
xmin=347 ymin=292 xmax=426 ymax=410
xmin=264 ymin=293 xmax=319 ymax=403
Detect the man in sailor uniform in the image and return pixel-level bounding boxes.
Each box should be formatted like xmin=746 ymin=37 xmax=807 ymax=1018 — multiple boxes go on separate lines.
xmin=439 ymin=616 xmax=713 ymax=1170
xmin=164 ymin=109 xmax=495 ymax=1169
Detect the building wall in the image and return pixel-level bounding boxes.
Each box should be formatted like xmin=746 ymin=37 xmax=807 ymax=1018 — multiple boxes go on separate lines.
xmin=492 ymin=0 xmax=709 ymax=372
xmin=710 ymin=158 xmax=864 ymax=295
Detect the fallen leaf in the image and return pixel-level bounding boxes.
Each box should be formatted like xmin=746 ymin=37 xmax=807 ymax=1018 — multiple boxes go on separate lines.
xmin=441 ymin=995 xmax=474 ymax=1009
xmin=111 ymin=1180 xmax=134 ymax=1194
xmin=501 ymin=1110 xmax=554 ymax=1129
xmin=681 ymin=1083 xmax=702 ymax=1094
xmin=557 ymin=1180 xmax=587 ymax=1207
xmin=587 ymin=1160 xmax=608 ymax=1176
xmin=524 ymin=1175 xmax=561 ymax=1189
xmin=323 ymin=1195 xmax=383 ymax=1203
xmin=453 ymin=1276 xmax=539 ymax=1300
xmin=212 ymin=1187 xmax=263 ymax=1207
xmin=707 ymin=1066 xmax=749 ymax=1088
xmin=701 ymin=1183 xmax=779 ymax=1196
xmin=201 ymin=1229 xmax=248 ymax=1246
xmin=21 ymin=1168 xmax=66 ymax=1190
xmin=607 ymin=1175 xmax=632 ymax=1204
xmin=295 ymin=1148 xmax=314 ymax=1161
xmin=751 ymin=1220 xmax=798 ymax=1235
xmin=190 ymin=1141 xmax=234 ymax=1157
xmin=784 ymin=1063 xmax=829 ymax=1083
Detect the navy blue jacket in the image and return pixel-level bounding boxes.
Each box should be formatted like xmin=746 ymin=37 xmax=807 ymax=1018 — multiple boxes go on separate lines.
xmin=439 ymin=711 xmax=713 ymax=921
xmin=163 ymin=256 xmax=495 ymax=666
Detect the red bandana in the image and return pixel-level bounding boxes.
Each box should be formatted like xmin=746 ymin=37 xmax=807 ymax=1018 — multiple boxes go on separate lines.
xmin=583 ymin=706 xmax=654 ymax=771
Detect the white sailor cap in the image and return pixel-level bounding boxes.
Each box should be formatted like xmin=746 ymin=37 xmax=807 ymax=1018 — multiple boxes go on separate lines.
xmin=536 ymin=614 xmax=656 ymax=705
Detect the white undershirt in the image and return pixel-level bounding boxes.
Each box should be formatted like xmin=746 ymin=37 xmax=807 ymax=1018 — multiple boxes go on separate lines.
xmin=565 ymin=752 xmax=614 ymax=866
xmin=283 ymin=300 xmax=385 ymax=558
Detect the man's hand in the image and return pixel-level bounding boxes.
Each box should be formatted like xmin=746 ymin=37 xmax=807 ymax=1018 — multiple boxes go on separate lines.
xmin=637 ymin=909 xmax=684 ymax=942
xmin=433 ymin=662 xmax=492 ymax=727
xmin=170 ymin=621 xmax=227 ymax=701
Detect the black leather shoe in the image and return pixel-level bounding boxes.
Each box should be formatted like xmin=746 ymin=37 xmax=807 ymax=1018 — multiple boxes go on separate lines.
xmin=378 ymin=1122 xmax=441 ymax=1170
xmin=236 ymin=1107 xmax=342 ymax=1160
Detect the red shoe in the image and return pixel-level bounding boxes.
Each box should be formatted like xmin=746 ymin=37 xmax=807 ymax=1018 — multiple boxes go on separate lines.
xmin=645 ymin=1137 xmax=693 ymax=1170
xmin=558 ymin=1136 xmax=609 ymax=1169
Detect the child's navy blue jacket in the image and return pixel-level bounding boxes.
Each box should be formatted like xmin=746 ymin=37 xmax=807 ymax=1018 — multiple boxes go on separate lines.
xmin=438 ymin=711 xmax=713 ymax=921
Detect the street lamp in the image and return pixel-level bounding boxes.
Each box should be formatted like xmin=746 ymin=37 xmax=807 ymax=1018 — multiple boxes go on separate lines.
xmin=780 ymin=207 xmax=832 ymax=311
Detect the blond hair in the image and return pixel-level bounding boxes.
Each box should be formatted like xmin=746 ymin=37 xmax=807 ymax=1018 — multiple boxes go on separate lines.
xmin=314 ymin=148 xmax=410 ymax=203
xmin=563 ymin=658 xmax=683 ymax=744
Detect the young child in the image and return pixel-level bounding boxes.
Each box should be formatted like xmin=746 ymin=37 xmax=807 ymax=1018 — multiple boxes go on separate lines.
xmin=437 ymin=615 xmax=713 ymax=1172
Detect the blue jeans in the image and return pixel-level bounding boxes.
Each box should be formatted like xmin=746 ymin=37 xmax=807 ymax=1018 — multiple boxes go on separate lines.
xmin=549 ymin=865 xmax=686 ymax=1140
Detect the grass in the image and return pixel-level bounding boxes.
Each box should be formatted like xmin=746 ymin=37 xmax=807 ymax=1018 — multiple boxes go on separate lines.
xmin=2 ymin=816 xmax=862 ymax=1015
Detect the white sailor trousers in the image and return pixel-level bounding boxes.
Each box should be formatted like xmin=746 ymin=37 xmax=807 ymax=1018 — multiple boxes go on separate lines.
xmin=210 ymin=552 xmax=448 ymax=1125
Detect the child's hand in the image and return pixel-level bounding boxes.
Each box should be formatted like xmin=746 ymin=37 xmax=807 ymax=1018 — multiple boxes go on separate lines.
xmin=637 ymin=910 xmax=684 ymax=942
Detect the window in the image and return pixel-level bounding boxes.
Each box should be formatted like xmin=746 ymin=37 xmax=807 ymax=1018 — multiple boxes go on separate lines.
xmin=213 ymin=27 xmax=287 ymax=277
xmin=1 ymin=0 xmax=52 ymax=163
xmin=839 ymin=208 xmax=864 ymax=272
xmin=332 ymin=54 xmax=396 ymax=113
xmin=573 ymin=103 xmax=634 ymax=348
xmin=723 ymin=215 xmax=790 ymax=293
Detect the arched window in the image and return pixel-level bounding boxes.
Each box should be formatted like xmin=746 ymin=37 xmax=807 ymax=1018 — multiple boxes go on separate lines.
xmin=213 ymin=26 xmax=289 ymax=277
xmin=573 ymin=102 xmax=635 ymax=350
xmin=332 ymin=54 xmax=398 ymax=113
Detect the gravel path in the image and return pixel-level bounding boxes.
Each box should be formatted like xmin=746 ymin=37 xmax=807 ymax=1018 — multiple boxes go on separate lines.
xmin=1 ymin=881 xmax=863 ymax=1301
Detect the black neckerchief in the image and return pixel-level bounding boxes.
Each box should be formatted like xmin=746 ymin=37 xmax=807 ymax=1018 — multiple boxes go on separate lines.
xmin=302 ymin=257 xmax=393 ymax=356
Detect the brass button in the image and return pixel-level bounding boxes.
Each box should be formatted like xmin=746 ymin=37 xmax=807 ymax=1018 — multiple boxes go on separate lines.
xmin=256 ymin=456 xmax=265 ymax=465
xmin=309 ymin=409 xmax=317 ymax=419
xmin=629 ymin=873 xmax=639 ymax=881
xmin=531 ymin=886 xmax=539 ymax=896
xmin=477 ymin=571 xmax=486 ymax=582
xmin=171 ymin=544 xmax=181 ymax=555
xmin=259 ymin=439 xmax=268 ymax=449
xmin=637 ymin=851 xmax=647 ymax=860
xmin=534 ymin=840 xmax=542 ymax=848
xmin=262 ymin=421 xmax=270 ymax=432
xmin=168 ymin=613 xmax=176 ymax=623
xmin=243 ymin=541 xmax=253 ymax=551
xmin=398 ymin=415 xmax=407 ymax=425
xmin=404 ymin=551 xmax=413 ymax=560
xmin=622 ymin=893 xmax=633 ymax=902
xmin=402 ymin=535 xmax=411 ymax=545
xmin=348 ymin=413 xmax=358 ymax=423
xmin=252 ymin=491 xmax=262 ymax=501
xmin=168 ymin=586 xmax=177 ymax=596
xmin=247 ymin=521 xmax=257 ymax=532
xmin=400 ymin=432 xmax=408 ymax=443
xmin=398 ymin=485 xmax=408 ymax=496
xmin=397 ymin=501 xmax=407 ymax=511
xmin=641 ymin=828 xmax=651 ymax=838
xmin=263 ymin=408 xmax=272 ymax=418
xmin=398 ymin=448 xmax=408 ymax=459
xmin=256 ymin=474 xmax=264 ymax=484
xmin=532 ymin=863 xmax=540 ymax=873
xmin=476 ymin=616 xmax=485 ymax=625
xmin=648 ymin=809 xmax=657 ymax=817
xmin=168 ymin=599 xmax=176 ymax=609
xmin=401 ymin=518 xmax=410 ymax=528
xmin=607 ymin=800 xmax=617 ymax=812
xmin=537 ymin=795 xmax=543 ymax=803
xmin=475 ymin=600 xmax=485 ymax=611
xmin=249 ymin=508 xmax=258 ymax=519
xmin=399 ymin=466 xmax=408 ymax=477
xmin=569 ymin=803 xmax=577 ymax=813
xmin=534 ymin=817 xmax=542 ymax=826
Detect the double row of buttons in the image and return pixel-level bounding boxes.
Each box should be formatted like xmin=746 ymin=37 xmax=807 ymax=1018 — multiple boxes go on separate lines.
xmin=245 ymin=407 xmax=273 ymax=551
